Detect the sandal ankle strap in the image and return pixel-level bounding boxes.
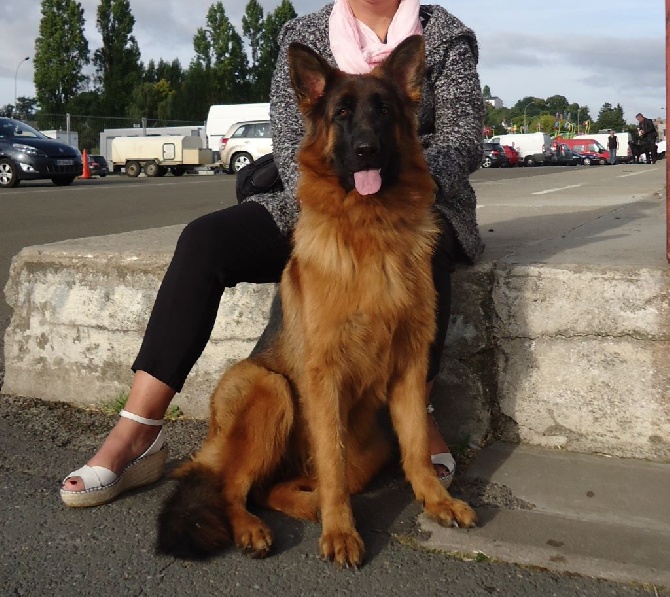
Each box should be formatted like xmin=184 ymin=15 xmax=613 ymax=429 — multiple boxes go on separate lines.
xmin=119 ymin=409 xmax=164 ymax=426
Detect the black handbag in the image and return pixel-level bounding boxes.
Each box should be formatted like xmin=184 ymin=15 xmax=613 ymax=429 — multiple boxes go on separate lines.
xmin=235 ymin=153 xmax=284 ymax=203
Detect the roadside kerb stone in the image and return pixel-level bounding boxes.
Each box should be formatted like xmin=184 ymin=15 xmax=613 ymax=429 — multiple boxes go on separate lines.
xmin=3 ymin=226 xmax=669 ymax=460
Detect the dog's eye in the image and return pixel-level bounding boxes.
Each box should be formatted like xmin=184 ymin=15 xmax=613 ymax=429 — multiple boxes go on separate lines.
xmin=337 ymin=108 xmax=349 ymax=117
xmin=380 ymin=105 xmax=390 ymax=115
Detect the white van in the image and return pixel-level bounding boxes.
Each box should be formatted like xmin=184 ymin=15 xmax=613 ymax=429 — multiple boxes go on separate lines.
xmin=573 ymin=133 xmax=632 ymax=162
xmin=205 ymin=103 xmax=270 ymax=151
xmin=490 ymin=132 xmax=552 ymax=166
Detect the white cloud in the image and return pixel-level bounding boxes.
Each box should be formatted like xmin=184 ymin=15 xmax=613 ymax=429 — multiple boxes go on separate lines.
xmin=1 ymin=0 xmax=665 ymax=122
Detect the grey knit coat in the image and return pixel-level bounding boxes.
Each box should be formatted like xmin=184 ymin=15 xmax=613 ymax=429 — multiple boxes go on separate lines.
xmin=249 ymin=3 xmax=485 ymax=263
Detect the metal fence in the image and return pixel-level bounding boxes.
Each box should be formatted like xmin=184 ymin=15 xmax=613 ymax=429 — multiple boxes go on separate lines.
xmin=28 ymin=114 xmax=204 ymax=153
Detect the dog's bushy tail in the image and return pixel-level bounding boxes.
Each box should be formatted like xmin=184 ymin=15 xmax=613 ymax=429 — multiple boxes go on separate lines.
xmin=156 ymin=463 xmax=230 ymax=559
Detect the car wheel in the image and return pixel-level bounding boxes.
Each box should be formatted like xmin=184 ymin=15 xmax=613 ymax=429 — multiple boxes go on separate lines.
xmin=231 ymin=152 xmax=253 ymax=173
xmin=51 ymin=176 xmax=76 ymax=186
xmin=482 ymin=157 xmax=492 ymax=168
xmin=170 ymin=167 xmax=185 ymax=177
xmin=126 ymin=161 xmax=141 ymax=177
xmin=599 ymin=159 xmax=607 ymax=165
xmin=524 ymin=156 xmax=536 ymax=167
xmin=145 ymin=161 xmax=160 ymax=177
xmin=583 ymin=157 xmax=591 ymax=166
xmin=0 ymin=158 xmax=19 ymax=188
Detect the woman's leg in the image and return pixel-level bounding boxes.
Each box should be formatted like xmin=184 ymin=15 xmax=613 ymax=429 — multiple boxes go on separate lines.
xmin=426 ymin=219 xmax=458 ymax=476
xmin=62 ymin=202 xmax=292 ymax=492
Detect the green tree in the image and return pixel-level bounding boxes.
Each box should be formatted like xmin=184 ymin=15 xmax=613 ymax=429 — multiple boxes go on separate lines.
xmin=242 ymin=0 xmax=265 ymax=100
xmin=93 ymin=0 xmax=143 ymax=116
xmin=171 ymin=62 xmax=212 ymax=122
xmin=34 ymin=0 xmax=89 ymax=114
xmin=482 ymin=84 xmax=491 ymax=99
xmin=256 ymin=0 xmax=297 ymax=100
xmin=545 ymin=94 xmax=570 ymax=119
xmin=193 ymin=2 xmax=250 ymax=103
xmin=0 ymin=97 xmax=39 ymax=120
xmin=15 ymin=97 xmax=40 ymax=121
xmin=128 ymin=79 xmax=174 ymax=121
xmin=595 ymin=102 xmax=627 ymax=132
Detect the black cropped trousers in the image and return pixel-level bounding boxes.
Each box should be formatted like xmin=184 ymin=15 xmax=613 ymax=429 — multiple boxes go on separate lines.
xmin=133 ymin=201 xmax=458 ymax=392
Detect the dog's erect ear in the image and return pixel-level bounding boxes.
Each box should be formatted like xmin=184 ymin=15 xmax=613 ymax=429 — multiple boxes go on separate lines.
xmin=377 ymin=35 xmax=425 ymax=104
xmin=288 ymin=42 xmax=335 ymax=109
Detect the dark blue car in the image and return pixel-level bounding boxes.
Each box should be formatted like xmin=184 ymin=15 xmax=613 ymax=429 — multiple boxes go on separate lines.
xmin=0 ymin=117 xmax=83 ymax=188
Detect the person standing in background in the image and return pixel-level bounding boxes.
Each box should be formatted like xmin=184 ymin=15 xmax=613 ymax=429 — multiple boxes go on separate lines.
xmin=636 ymin=113 xmax=657 ymax=164
xmin=607 ymin=130 xmax=618 ymax=165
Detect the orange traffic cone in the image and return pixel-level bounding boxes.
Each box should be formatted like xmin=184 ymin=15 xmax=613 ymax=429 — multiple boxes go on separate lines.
xmin=80 ymin=148 xmax=92 ymax=179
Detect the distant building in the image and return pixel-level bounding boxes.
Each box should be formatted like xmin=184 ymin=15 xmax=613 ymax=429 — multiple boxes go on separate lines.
xmin=654 ymin=117 xmax=666 ymax=142
xmin=485 ymin=96 xmax=504 ymax=110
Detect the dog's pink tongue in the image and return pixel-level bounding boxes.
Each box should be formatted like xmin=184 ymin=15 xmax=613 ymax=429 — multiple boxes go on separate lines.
xmin=354 ymin=169 xmax=382 ymax=195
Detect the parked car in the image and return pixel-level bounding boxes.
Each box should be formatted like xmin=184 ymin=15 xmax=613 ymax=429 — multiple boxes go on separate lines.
xmin=501 ymin=145 xmax=520 ymax=167
xmin=572 ymin=149 xmax=602 ymax=166
xmin=0 ymin=117 xmax=83 ymax=188
xmin=546 ymin=143 xmax=580 ymax=166
xmin=88 ymin=154 xmax=109 ymax=177
xmin=558 ymin=138 xmax=609 ymax=165
xmin=481 ymin=142 xmax=508 ymax=168
xmin=219 ymin=120 xmax=273 ymax=173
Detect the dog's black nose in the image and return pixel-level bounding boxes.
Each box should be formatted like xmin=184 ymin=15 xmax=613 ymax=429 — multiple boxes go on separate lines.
xmin=355 ymin=142 xmax=378 ymax=158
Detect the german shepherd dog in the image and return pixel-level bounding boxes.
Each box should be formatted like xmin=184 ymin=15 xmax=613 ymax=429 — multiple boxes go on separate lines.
xmin=156 ymin=35 xmax=477 ymax=567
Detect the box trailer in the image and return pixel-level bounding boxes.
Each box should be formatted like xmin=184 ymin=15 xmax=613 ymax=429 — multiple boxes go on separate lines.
xmin=99 ymin=125 xmax=205 ymax=164
xmin=111 ymin=135 xmax=214 ymax=177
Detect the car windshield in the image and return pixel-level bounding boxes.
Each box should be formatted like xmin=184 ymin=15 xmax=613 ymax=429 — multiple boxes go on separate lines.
xmin=0 ymin=118 xmax=47 ymax=140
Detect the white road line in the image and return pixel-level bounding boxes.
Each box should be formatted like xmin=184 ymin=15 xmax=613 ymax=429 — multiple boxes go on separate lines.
xmin=531 ymin=184 xmax=583 ymax=195
xmin=617 ymin=168 xmax=660 ymax=178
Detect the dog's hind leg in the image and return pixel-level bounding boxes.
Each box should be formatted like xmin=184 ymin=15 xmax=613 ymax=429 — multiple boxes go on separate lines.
xmin=388 ymin=365 xmax=477 ymax=530
xmin=207 ymin=359 xmax=295 ymax=558
xmin=261 ymin=476 xmax=319 ymax=521
xmin=157 ymin=359 xmax=294 ymax=559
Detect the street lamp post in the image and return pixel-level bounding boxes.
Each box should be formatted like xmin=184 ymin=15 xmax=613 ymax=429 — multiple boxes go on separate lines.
xmin=14 ymin=56 xmax=30 ymax=109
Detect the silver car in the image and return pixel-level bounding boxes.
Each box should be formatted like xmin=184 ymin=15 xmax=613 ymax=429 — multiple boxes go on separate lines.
xmin=219 ymin=120 xmax=273 ymax=173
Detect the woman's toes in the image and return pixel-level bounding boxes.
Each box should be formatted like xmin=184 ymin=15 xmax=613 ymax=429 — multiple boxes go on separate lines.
xmin=62 ymin=477 xmax=84 ymax=491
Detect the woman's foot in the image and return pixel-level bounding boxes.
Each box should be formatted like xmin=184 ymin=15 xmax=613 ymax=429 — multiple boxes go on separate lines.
xmin=61 ymin=371 xmax=175 ymax=496
xmin=61 ymin=416 xmax=163 ymax=492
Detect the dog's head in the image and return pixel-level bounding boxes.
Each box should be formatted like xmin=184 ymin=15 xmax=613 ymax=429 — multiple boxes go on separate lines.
xmin=288 ymin=35 xmax=425 ymax=196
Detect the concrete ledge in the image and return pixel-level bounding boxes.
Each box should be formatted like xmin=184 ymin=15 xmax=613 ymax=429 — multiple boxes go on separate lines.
xmin=3 ymin=225 xmax=669 ymax=461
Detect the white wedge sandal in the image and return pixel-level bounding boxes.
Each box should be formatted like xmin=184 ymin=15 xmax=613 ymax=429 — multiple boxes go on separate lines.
xmin=60 ymin=410 xmax=168 ymax=508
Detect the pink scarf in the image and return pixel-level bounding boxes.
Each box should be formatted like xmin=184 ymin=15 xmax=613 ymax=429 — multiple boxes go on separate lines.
xmin=329 ymin=0 xmax=423 ymax=74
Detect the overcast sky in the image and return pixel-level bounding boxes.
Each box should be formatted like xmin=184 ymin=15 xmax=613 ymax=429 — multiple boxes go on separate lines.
xmin=1 ymin=0 xmax=665 ymax=124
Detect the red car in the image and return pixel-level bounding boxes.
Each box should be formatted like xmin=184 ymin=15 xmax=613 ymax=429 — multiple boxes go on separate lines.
xmin=501 ymin=145 xmax=520 ymax=167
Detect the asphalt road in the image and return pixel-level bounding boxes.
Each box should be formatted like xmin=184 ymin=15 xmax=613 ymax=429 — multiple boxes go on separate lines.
xmin=0 ymin=166 xmax=666 ymax=596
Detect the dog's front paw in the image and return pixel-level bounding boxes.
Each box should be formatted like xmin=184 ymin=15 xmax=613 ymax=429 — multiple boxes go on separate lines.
xmin=319 ymin=529 xmax=365 ymax=568
xmin=233 ymin=514 xmax=273 ymax=558
xmin=425 ymin=497 xmax=478 ymax=529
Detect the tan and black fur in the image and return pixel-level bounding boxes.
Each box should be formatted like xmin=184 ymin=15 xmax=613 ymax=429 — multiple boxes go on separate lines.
xmin=156 ymin=36 xmax=477 ymax=567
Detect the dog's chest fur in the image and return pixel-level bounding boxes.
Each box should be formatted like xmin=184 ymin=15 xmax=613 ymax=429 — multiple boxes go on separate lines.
xmin=278 ymin=190 xmax=436 ymax=393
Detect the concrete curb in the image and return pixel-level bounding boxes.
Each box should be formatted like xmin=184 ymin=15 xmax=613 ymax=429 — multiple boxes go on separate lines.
xmin=3 ymin=218 xmax=669 ymax=460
